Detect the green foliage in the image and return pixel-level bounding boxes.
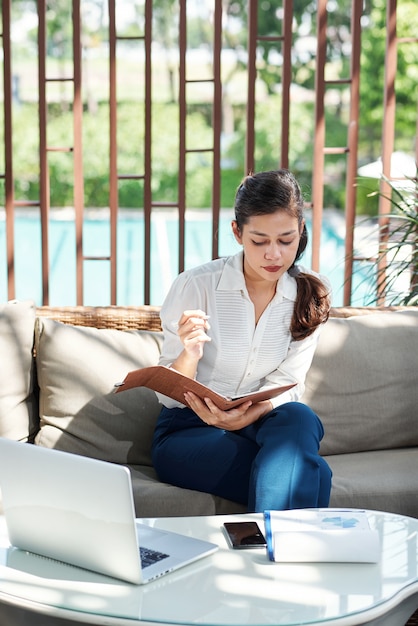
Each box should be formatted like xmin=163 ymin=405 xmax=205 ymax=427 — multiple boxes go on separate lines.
xmin=9 ymin=95 xmax=363 ymax=211
xmin=221 ymin=168 xmax=243 ymax=209
xmin=223 ymin=95 xmax=351 ymax=209
xmin=353 ymin=175 xmax=418 ymax=305
xmin=6 ymin=0 xmax=417 ymax=217
xmin=354 ymin=178 xmax=380 ymax=216
xmin=359 ymin=0 xmax=418 ymax=156
xmin=11 ymin=104 xmax=40 ymax=202
xmin=10 ymin=101 xmax=217 ymax=208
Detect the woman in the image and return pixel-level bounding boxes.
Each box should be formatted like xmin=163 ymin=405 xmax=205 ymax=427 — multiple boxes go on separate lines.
xmin=151 ymin=169 xmax=332 ymax=512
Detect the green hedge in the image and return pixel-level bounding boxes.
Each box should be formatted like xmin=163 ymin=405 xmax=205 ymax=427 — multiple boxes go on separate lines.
xmin=3 ymin=99 xmax=379 ymax=213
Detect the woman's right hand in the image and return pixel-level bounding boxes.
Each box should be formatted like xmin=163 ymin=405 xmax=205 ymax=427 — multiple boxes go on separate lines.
xmin=170 ymin=310 xmax=211 ymax=379
xmin=176 ymin=309 xmax=211 ymax=359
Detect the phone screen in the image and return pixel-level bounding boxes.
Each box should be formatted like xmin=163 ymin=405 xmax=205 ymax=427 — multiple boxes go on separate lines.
xmin=223 ymin=521 xmax=267 ymax=549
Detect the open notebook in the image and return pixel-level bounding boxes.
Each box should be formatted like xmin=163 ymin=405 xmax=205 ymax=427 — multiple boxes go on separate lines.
xmin=115 ymin=364 xmax=296 ymax=409
xmin=0 ymin=438 xmax=218 ymax=584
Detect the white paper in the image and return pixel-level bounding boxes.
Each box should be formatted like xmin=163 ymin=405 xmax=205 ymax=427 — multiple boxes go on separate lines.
xmin=264 ymin=509 xmax=380 ymax=563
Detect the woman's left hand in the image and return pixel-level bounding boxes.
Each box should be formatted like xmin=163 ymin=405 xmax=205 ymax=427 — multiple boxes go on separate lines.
xmin=183 ymin=392 xmax=272 ymax=430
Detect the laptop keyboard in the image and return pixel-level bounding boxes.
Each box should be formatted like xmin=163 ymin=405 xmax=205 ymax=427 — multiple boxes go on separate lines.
xmin=140 ymin=546 xmax=170 ymax=568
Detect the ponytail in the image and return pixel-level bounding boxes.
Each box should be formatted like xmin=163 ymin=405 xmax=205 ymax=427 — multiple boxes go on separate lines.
xmin=289 ymin=268 xmax=331 ymax=340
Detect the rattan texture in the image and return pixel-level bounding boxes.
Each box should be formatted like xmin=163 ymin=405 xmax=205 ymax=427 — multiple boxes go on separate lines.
xmin=35 ymin=304 xmax=412 ymax=332
xmin=36 ymin=305 xmax=163 ymax=332
xmin=407 ymin=610 xmax=418 ymax=625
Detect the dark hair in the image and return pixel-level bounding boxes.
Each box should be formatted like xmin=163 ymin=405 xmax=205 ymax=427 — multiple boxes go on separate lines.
xmin=234 ymin=169 xmax=330 ymax=340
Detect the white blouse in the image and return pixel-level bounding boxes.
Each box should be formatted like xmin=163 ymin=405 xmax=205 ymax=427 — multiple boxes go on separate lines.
xmin=157 ymin=251 xmax=328 ymax=409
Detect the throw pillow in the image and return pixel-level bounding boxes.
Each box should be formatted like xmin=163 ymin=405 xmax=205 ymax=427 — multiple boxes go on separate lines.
xmin=0 ymin=300 xmax=37 ymax=441
xmin=303 ymin=310 xmax=418 ymax=455
xmin=34 ymin=317 xmax=163 ymax=466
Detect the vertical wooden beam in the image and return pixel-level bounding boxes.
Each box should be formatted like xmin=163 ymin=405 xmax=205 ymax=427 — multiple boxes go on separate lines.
xmin=73 ymin=0 xmax=84 ymax=305
xmin=281 ymin=0 xmax=293 ymax=169
xmin=178 ymin=0 xmax=187 ymax=273
xmin=2 ymin=0 xmax=15 ymax=300
xmin=246 ymin=0 xmax=258 ymax=175
xmin=212 ymin=0 xmax=222 ymax=259
xmin=143 ymin=0 xmax=153 ymax=303
xmin=108 ymin=0 xmax=118 ymax=304
xmin=343 ymin=0 xmax=363 ymax=305
xmin=378 ymin=0 xmax=397 ymax=304
xmin=311 ymin=0 xmax=327 ymax=273
xmin=38 ymin=0 xmax=50 ymax=305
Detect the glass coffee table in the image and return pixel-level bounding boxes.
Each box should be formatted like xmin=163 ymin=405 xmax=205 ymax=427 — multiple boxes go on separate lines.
xmin=0 ymin=509 xmax=417 ymax=626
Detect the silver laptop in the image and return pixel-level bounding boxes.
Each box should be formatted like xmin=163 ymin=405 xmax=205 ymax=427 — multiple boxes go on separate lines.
xmin=0 ymin=438 xmax=218 ymax=585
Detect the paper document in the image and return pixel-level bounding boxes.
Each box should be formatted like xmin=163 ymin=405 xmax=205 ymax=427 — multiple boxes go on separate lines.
xmin=264 ymin=509 xmax=380 ymax=563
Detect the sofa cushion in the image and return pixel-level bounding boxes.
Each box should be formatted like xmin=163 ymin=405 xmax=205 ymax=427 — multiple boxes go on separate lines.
xmin=303 ymin=310 xmax=418 ymax=456
xmin=0 ymin=300 xmax=37 ymax=441
xmin=34 ymin=317 xmax=163 ymax=466
xmin=325 ymin=448 xmax=418 ymax=518
xmin=128 ymin=465 xmax=247 ymax=517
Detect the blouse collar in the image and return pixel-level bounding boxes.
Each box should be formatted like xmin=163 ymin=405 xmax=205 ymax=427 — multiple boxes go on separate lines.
xmin=217 ymin=251 xmax=297 ymax=302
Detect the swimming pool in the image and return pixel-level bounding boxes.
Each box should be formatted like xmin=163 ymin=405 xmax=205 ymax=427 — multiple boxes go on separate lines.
xmin=0 ymin=208 xmax=373 ymax=307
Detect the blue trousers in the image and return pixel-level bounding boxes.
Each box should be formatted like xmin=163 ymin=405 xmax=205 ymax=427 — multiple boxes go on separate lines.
xmin=151 ymin=401 xmax=332 ymax=512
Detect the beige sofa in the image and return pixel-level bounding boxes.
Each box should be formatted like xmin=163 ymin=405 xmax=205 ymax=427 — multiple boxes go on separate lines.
xmin=0 ymin=300 xmax=417 ymax=518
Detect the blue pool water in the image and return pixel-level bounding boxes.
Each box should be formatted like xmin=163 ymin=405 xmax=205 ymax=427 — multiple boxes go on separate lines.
xmin=0 ymin=209 xmax=372 ymax=307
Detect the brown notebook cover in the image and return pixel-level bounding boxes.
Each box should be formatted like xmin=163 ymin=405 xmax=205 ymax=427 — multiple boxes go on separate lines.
xmin=115 ymin=365 xmax=296 ymax=410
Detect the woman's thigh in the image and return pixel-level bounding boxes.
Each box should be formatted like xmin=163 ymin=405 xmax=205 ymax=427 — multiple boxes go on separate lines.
xmin=152 ymin=407 xmax=259 ymax=504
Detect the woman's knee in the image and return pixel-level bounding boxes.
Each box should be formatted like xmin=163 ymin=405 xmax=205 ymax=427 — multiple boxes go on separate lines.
xmin=296 ymin=402 xmax=324 ymax=439
xmin=264 ymin=402 xmax=324 ymax=441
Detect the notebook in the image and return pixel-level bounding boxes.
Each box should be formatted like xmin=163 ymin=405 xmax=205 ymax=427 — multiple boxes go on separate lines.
xmin=0 ymin=438 xmax=218 ymax=584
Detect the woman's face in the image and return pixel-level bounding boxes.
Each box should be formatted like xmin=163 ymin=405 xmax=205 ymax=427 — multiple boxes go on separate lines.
xmin=232 ymin=210 xmax=303 ymax=285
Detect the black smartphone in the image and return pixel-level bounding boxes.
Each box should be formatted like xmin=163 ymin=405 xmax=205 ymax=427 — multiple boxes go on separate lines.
xmin=223 ymin=521 xmax=267 ymax=549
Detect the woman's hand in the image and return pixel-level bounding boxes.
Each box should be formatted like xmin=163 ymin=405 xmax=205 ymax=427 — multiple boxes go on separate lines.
xmin=184 ymin=392 xmax=273 ymax=431
xmin=170 ymin=310 xmax=211 ymax=379
xmin=176 ymin=309 xmax=211 ymax=360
